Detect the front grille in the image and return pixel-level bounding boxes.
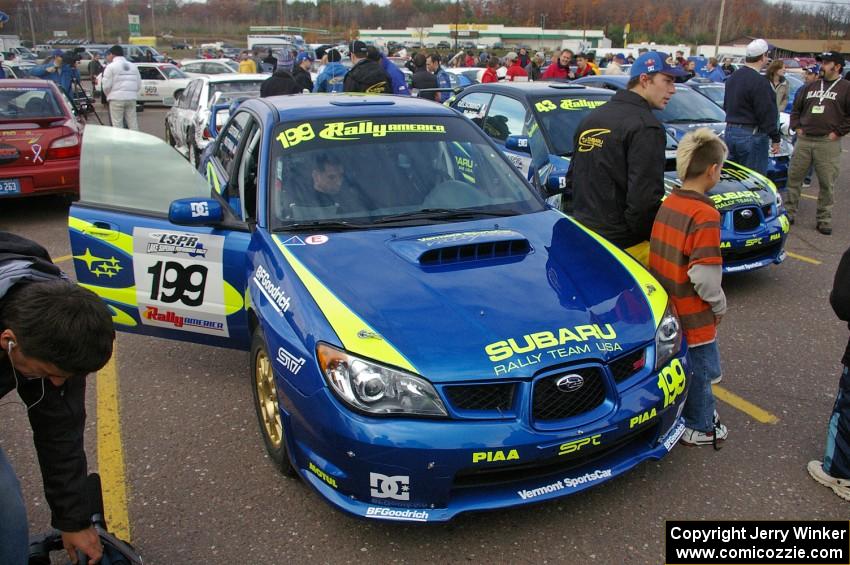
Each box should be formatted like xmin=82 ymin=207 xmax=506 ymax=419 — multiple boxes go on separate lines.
xmin=608 ymin=348 xmax=646 ymax=383
xmin=722 ymin=239 xmax=782 ymax=263
xmin=444 ymin=383 xmax=515 ymax=412
xmin=418 ymin=239 xmax=530 ymax=266
xmin=452 ymin=426 xmax=658 ymax=490
xmin=532 ymin=367 xmax=606 ymax=421
xmin=732 ymin=207 xmax=761 ymax=231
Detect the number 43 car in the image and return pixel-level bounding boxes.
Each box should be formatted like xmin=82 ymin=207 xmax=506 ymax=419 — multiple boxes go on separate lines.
xmin=69 ymin=95 xmax=689 ymax=522
xmin=449 ymin=82 xmax=789 ymax=275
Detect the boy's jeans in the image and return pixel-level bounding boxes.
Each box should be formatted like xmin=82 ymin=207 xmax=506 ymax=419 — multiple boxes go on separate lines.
xmin=684 ymin=341 xmax=722 ymax=432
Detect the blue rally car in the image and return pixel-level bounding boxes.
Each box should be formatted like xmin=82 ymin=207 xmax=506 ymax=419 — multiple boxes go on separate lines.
xmin=68 ymin=95 xmax=689 ymax=522
xmin=449 ymin=82 xmax=790 ymax=274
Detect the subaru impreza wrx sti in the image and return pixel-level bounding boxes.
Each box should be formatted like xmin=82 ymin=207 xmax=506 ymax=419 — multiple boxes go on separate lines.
xmin=449 ymin=82 xmax=789 ymax=274
xmin=69 ymin=95 xmax=688 ymax=522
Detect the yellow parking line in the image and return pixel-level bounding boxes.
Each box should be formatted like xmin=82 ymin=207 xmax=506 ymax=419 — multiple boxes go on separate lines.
xmin=713 ymin=384 xmax=779 ymax=424
xmin=802 ymin=194 xmax=817 ymax=200
xmin=787 ymin=251 xmax=822 ymax=265
xmin=97 ymin=344 xmax=131 ymax=542
xmin=54 ymin=254 xmax=72 ymax=264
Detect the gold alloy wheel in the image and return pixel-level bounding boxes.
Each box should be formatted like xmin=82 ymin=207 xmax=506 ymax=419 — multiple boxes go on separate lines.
xmin=255 ymin=348 xmax=283 ymax=449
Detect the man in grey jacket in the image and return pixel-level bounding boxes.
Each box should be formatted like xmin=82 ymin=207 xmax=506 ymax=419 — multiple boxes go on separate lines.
xmin=102 ymin=45 xmax=141 ymax=130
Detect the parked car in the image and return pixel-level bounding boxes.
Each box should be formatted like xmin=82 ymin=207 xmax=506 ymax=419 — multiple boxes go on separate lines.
xmin=2 ymin=62 xmax=35 ymax=79
xmin=69 ymin=93 xmax=690 ymax=521
xmin=179 ymin=58 xmax=240 ymax=78
xmin=164 ymin=74 xmax=265 ymax=166
xmin=0 ymin=79 xmax=84 ymax=200
xmin=136 ymin=63 xmax=192 ymax=106
xmin=449 ymin=82 xmax=789 ymax=274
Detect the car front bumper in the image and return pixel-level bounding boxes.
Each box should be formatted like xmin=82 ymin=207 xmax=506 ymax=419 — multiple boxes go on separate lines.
xmin=279 ymin=351 xmax=690 ymax=522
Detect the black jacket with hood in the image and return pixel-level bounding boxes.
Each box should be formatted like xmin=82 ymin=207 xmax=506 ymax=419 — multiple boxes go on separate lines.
xmin=563 ymin=88 xmax=666 ymax=248
xmin=832 ymin=245 xmax=850 ymax=366
xmin=343 ymin=59 xmax=391 ymax=94
xmin=292 ymin=65 xmax=314 ymax=93
xmin=0 ymin=231 xmax=91 ymax=532
xmin=260 ymin=69 xmax=301 ymax=98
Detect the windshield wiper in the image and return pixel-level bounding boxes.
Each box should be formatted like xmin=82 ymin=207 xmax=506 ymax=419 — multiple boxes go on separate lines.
xmin=273 ymin=220 xmax=364 ymax=232
xmin=667 ymin=118 xmax=723 ymax=124
xmin=372 ymin=208 xmax=519 ymax=224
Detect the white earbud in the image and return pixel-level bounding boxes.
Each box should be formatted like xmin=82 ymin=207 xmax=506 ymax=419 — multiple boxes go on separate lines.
xmin=7 ymin=340 xmax=15 ymax=354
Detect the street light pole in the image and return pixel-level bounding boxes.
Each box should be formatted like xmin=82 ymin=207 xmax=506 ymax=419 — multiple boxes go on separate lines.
xmin=25 ymin=0 xmax=37 ymax=47
xmin=454 ymin=0 xmax=459 ymax=51
xmin=714 ymin=0 xmax=726 ymax=57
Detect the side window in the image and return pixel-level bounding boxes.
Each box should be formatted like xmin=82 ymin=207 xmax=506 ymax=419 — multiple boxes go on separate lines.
xmin=525 ymin=114 xmax=549 ymax=170
xmin=189 ymin=81 xmax=203 ymax=109
xmin=139 ymin=67 xmax=161 ymax=80
xmin=483 ymin=95 xmax=527 ymax=142
xmin=203 ymin=63 xmax=221 ymax=74
xmin=183 ymin=63 xmax=201 ymax=74
xmin=455 ymin=92 xmax=492 ymax=129
xmin=237 ymin=127 xmax=262 ymax=221
xmin=214 ymin=112 xmax=252 ymax=175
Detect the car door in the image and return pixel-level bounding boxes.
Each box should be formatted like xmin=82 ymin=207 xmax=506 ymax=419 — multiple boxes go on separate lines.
xmin=170 ymin=79 xmax=197 ymax=149
xmin=68 ymin=125 xmax=252 ymax=349
xmin=138 ymin=66 xmax=164 ymax=103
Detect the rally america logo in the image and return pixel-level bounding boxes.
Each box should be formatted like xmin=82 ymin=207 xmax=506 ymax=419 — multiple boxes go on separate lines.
xmin=370 ymin=473 xmax=410 ymax=501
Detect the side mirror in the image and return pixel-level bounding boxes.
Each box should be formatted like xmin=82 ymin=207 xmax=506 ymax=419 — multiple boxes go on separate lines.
xmin=505 ymin=134 xmax=531 ymax=154
xmin=545 ymin=171 xmax=568 ymax=195
xmin=168 ymin=198 xmax=223 ymax=225
xmin=207 ymin=102 xmax=230 ymax=140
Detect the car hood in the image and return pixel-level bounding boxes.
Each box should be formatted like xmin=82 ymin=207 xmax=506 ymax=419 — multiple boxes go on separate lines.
xmin=664 ymin=161 xmax=777 ymax=210
xmin=275 ymin=211 xmax=664 ymax=383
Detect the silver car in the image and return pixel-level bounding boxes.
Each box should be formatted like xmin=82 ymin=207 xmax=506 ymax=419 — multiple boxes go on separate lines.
xmin=164 ymin=74 xmax=265 ymax=167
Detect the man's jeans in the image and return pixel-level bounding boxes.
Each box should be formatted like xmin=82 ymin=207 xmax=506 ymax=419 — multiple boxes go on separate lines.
xmin=784 ymin=135 xmax=841 ymax=226
xmin=823 ymin=365 xmax=850 ymax=479
xmin=725 ymin=127 xmax=769 ymax=176
xmin=0 ymin=446 xmax=29 ymax=565
xmin=684 ymin=341 xmax=722 ymax=432
xmin=108 ymin=99 xmax=139 ymax=131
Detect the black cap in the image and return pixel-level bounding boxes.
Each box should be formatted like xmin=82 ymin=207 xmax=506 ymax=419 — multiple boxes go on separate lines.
xmin=350 ymin=40 xmax=368 ymax=57
xmin=819 ymin=50 xmax=844 ymax=67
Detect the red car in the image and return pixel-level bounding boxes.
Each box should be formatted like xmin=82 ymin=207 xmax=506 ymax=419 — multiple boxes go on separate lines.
xmin=0 ymin=79 xmax=83 ymax=200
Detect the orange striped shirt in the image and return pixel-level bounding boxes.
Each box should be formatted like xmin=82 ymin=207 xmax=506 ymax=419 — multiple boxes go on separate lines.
xmin=649 ymin=189 xmax=722 ymax=346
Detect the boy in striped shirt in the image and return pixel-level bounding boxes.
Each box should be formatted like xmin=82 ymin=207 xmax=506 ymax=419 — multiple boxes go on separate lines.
xmin=649 ymin=128 xmax=729 ymax=448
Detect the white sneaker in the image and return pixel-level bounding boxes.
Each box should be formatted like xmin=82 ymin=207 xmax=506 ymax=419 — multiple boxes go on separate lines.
xmin=807 ymin=460 xmax=850 ymax=501
xmin=711 ymin=374 xmax=722 ymax=384
xmin=679 ymin=423 xmax=728 ymax=448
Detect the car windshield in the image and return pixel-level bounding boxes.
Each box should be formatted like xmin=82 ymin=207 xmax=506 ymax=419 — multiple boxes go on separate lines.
xmin=530 ymin=94 xmax=611 ymax=156
xmin=269 ymin=116 xmax=545 ymax=229
xmin=656 ymin=86 xmax=726 ymax=123
xmin=160 ymin=65 xmax=188 ymax=79
xmin=223 ymin=60 xmax=240 ymax=72
xmin=0 ymin=86 xmax=63 ymax=119
xmin=694 ymin=84 xmax=725 ymax=107
xmin=208 ymin=81 xmax=263 ymax=103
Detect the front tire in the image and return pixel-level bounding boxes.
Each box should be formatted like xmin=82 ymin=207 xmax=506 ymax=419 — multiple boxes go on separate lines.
xmin=250 ymin=328 xmax=296 ymax=477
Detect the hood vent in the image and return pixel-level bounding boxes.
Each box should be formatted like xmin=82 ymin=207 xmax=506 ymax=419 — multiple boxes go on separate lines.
xmin=419 ymin=238 xmax=531 ymax=266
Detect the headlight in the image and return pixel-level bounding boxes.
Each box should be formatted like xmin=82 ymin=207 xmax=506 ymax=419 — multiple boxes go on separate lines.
xmin=775 ymin=190 xmax=783 ymax=207
xmin=317 ymin=343 xmax=448 ymax=417
xmin=655 ymin=304 xmax=682 ymax=370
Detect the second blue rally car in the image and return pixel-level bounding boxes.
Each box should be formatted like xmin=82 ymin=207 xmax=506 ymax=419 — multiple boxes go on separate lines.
xmin=68 ymin=94 xmax=688 ymax=522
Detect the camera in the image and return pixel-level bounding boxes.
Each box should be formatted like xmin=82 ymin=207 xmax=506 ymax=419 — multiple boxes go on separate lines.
xmin=62 ymin=50 xmax=79 ymax=66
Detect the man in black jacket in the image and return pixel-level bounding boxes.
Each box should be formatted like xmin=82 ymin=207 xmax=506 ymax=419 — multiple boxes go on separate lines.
xmin=411 ymin=53 xmax=437 ymax=99
xmin=0 ymin=232 xmax=114 ymax=564
xmin=808 ymin=245 xmax=850 ymax=501
xmin=343 ymin=40 xmax=391 ymax=94
xmin=563 ymin=51 xmax=683 ymax=265
xmin=723 ymin=38 xmax=781 ymax=176
xmin=292 ymin=52 xmax=314 ymax=93
xmin=260 ymin=68 xmax=300 ymax=98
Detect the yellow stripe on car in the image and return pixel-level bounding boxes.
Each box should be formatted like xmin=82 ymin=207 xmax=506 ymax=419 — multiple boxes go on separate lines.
xmin=106 ymin=304 xmax=138 ymax=327
xmin=206 ymin=162 xmax=221 ymax=194
xmin=274 ymin=236 xmax=418 ymax=373
xmin=562 ymin=214 xmax=668 ymax=328
xmin=68 ymin=216 xmax=135 ymax=255
xmin=725 ymin=160 xmax=779 ymax=195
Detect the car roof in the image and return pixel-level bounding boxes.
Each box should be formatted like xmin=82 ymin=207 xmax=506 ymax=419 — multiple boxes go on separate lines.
xmin=181 ymin=58 xmax=233 ymax=65
xmin=0 ymin=78 xmax=61 ymax=90
xmin=203 ymin=73 xmax=266 ymax=83
xmin=243 ymin=93 xmax=460 ymax=122
xmin=460 ymin=81 xmax=614 ymax=98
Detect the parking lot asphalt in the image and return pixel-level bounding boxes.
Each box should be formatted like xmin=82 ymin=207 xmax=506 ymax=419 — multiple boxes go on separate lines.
xmin=1 ymin=106 xmax=849 ymax=564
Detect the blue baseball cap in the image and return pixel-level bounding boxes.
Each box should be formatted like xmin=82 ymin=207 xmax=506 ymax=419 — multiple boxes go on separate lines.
xmin=295 ymin=52 xmax=314 ymax=64
xmin=630 ymin=51 xmax=687 ymax=79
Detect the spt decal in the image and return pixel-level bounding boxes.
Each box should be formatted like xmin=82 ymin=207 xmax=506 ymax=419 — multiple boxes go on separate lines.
xmin=658 ymin=358 xmax=686 ymax=408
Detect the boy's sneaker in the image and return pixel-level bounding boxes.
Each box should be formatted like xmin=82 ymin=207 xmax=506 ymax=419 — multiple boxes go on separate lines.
xmin=807 ymin=460 xmax=850 ymax=501
xmin=680 ymin=423 xmax=727 ymax=450
xmin=711 ymin=374 xmax=723 ymax=384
